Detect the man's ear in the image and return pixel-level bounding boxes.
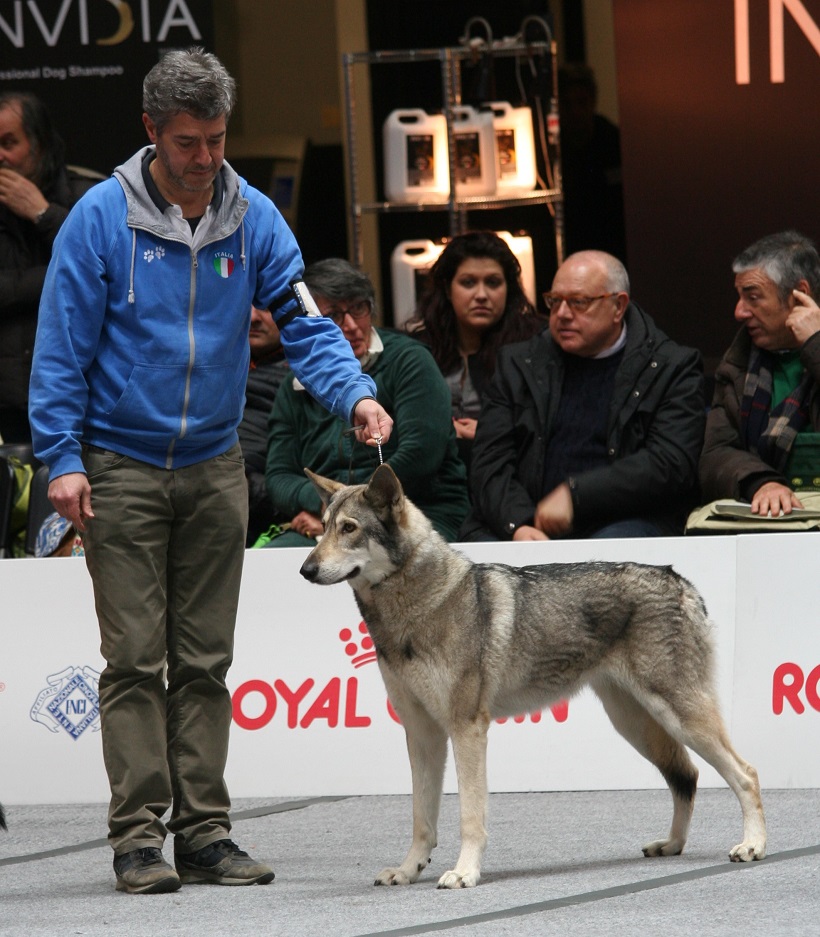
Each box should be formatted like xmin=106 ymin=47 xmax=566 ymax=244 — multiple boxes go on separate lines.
xmin=142 ymin=113 xmax=158 ymax=144
xmin=613 ymin=291 xmax=629 ymax=322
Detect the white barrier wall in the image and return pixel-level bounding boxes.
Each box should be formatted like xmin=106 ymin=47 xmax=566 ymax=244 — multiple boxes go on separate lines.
xmin=1 ymin=534 xmax=818 ymax=804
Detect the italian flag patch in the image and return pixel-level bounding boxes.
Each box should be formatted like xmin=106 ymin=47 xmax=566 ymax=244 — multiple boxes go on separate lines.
xmin=213 ymin=255 xmax=234 ymax=278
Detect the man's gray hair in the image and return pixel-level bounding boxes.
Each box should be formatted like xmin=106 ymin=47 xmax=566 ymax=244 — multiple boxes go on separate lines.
xmin=733 ymin=230 xmax=820 ymax=302
xmin=143 ymin=47 xmax=236 ymax=132
xmin=303 ymin=258 xmax=377 ymax=312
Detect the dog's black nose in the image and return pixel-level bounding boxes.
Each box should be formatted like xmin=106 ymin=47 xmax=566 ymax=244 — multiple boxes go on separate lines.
xmin=300 ymin=559 xmax=318 ymax=582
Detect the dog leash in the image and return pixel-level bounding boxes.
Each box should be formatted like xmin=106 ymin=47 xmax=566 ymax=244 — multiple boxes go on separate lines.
xmin=347 ymin=425 xmax=383 ymax=466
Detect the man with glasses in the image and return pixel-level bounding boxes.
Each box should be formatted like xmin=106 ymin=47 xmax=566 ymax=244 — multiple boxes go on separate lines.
xmin=263 ymin=257 xmax=469 ymax=546
xmin=460 ymin=250 xmax=705 ymax=540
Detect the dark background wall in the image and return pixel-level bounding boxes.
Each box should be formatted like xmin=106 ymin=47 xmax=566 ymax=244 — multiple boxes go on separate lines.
xmin=613 ymin=0 xmax=820 ymax=368
xmin=4 ymin=0 xmax=815 ymax=370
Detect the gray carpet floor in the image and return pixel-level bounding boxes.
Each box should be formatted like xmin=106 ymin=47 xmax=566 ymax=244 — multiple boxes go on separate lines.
xmin=1 ymin=789 xmax=818 ymax=936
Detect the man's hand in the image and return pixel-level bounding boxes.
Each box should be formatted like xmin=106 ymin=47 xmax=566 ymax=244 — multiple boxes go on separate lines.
xmin=453 ymin=417 xmax=478 ymax=440
xmin=48 ymin=473 xmax=94 ymax=532
xmin=751 ymin=481 xmax=803 ymax=517
xmin=533 ymin=482 xmax=574 ymax=538
xmin=512 ymin=525 xmax=549 ymax=541
xmin=787 ymin=289 xmax=820 ymax=346
xmin=290 ymin=510 xmax=323 ymax=539
xmin=352 ymin=398 xmax=393 ymax=447
xmin=0 ymin=168 xmax=49 ymax=222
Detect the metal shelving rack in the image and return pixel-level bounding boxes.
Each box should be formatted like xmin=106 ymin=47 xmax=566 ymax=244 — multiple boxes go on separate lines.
xmin=342 ymin=35 xmax=565 ymax=272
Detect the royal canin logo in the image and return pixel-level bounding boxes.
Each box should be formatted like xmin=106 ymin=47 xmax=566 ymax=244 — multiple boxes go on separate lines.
xmin=231 ymin=621 xmax=568 ymax=731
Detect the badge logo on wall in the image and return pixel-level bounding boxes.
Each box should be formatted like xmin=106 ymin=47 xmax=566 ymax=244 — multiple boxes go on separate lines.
xmin=30 ymin=666 xmax=102 ymax=740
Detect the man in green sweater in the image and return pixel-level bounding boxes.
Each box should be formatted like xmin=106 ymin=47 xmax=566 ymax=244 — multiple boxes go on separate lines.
xmin=264 ymin=259 xmax=469 ymax=546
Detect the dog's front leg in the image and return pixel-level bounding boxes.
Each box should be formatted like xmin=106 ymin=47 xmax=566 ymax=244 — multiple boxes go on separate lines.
xmin=375 ymin=703 xmax=447 ymax=885
xmin=438 ymin=714 xmax=490 ymax=888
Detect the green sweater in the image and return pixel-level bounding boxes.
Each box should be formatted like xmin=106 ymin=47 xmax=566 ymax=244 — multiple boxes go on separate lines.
xmin=265 ymin=329 xmax=469 ymax=540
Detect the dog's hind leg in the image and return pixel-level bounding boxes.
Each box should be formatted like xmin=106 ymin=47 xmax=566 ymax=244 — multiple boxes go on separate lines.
xmin=437 ymin=712 xmax=490 ymax=888
xmin=592 ymin=677 xmax=698 ymax=857
xmin=375 ymin=699 xmax=448 ymax=886
xmin=656 ymin=696 xmax=766 ymax=862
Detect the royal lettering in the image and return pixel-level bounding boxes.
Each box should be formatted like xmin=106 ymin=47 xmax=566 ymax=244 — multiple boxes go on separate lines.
xmin=232 ymin=677 xmax=372 ymax=730
xmin=772 ymin=662 xmax=820 ymax=714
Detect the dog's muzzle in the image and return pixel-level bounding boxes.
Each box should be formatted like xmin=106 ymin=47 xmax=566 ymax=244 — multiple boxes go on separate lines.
xmin=299 ymin=557 xmax=320 ymax=582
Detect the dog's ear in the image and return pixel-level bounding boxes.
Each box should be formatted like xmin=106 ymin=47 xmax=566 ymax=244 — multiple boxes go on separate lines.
xmin=365 ymin=464 xmax=404 ymax=515
xmin=304 ymin=468 xmax=346 ymax=506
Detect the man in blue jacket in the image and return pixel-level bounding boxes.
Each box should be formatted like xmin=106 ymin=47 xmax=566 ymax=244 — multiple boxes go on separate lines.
xmin=28 ymin=48 xmax=392 ymax=895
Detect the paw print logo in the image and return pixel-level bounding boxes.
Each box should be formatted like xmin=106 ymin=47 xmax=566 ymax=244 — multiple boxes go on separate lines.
xmin=143 ymin=245 xmax=166 ymax=263
xmin=339 ymin=621 xmax=376 ymax=668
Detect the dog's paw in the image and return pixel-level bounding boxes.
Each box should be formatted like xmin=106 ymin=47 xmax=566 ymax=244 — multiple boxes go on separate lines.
xmin=729 ymin=840 xmax=766 ymax=862
xmin=374 ymin=866 xmax=415 ymax=886
xmin=437 ymin=868 xmax=480 ymax=889
xmin=642 ymin=837 xmax=685 ymax=857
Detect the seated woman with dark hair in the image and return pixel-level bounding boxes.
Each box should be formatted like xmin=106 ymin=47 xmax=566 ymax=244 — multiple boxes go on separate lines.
xmin=405 ymin=230 xmax=546 ymax=447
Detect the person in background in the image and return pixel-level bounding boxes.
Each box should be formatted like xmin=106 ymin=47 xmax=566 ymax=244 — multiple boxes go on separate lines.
xmin=405 ymin=231 xmax=545 ymax=453
xmin=0 ymin=91 xmax=100 ymax=442
xmin=698 ymin=231 xmax=820 ymax=516
xmin=238 ymin=305 xmax=290 ymax=546
xmin=28 ymin=48 xmax=392 ymax=895
xmin=460 ymin=249 xmax=704 ymax=541
xmin=557 ymin=63 xmax=626 ymax=263
xmin=265 ymin=258 xmax=468 ymax=547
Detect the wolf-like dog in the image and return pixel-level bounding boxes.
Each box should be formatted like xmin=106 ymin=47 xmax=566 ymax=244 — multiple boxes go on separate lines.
xmin=300 ymin=465 xmax=766 ymax=888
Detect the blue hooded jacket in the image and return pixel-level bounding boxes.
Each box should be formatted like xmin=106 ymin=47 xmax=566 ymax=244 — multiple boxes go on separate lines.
xmin=29 ymin=148 xmax=376 ymax=478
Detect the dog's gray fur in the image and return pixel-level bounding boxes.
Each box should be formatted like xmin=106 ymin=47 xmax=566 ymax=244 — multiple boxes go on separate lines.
xmin=300 ymin=465 xmax=766 ymax=888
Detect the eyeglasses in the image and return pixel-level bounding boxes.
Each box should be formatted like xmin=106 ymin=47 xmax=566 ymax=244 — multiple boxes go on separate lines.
xmin=542 ymin=292 xmax=617 ymax=314
xmin=322 ymin=299 xmax=371 ymax=326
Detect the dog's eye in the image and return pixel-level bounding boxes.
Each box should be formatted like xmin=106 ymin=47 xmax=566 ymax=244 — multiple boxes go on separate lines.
xmin=341 ymin=521 xmax=357 ymax=534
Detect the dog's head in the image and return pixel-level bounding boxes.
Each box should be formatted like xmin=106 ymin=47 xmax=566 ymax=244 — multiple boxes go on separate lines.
xmin=299 ymin=464 xmax=407 ymax=588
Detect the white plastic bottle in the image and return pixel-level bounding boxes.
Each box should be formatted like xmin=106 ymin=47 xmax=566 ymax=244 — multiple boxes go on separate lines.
xmin=494 ymin=230 xmax=536 ymax=305
xmin=383 ymin=109 xmax=449 ymax=203
xmin=451 ymin=105 xmax=498 ymax=197
xmin=487 ymin=102 xmax=537 ymax=195
xmin=389 ymin=238 xmax=446 ymax=328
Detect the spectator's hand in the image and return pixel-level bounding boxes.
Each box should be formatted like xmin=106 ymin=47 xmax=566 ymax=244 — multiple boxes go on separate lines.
xmin=352 ymin=398 xmax=393 ymax=448
xmin=0 ymin=167 xmax=49 ymax=222
xmin=290 ymin=510 xmax=323 ymax=538
xmin=751 ymin=481 xmax=804 ymax=517
xmin=453 ymin=417 xmax=477 ymax=440
xmin=533 ymin=483 xmax=574 ymax=537
xmin=512 ymin=524 xmax=548 ymax=541
xmin=787 ymin=289 xmax=820 ymax=346
xmin=48 ymin=472 xmax=94 ymax=533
